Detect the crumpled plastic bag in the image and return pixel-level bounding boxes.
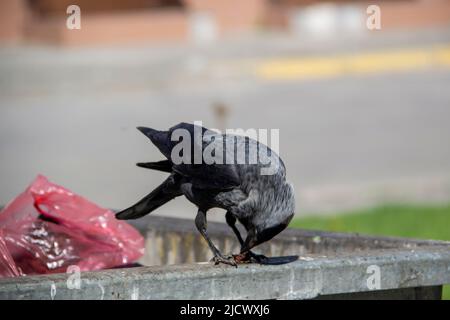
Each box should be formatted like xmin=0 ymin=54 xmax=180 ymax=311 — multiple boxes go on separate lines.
xmin=0 ymin=175 xmax=144 ymax=277
xmin=0 ymin=229 xmax=22 ymax=277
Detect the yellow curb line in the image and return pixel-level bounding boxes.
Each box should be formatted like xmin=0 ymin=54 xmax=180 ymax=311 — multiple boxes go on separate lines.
xmin=254 ymin=45 xmax=450 ymax=80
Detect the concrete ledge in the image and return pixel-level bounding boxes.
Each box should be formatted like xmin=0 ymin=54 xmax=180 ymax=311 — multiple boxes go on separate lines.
xmin=129 ymin=215 xmax=450 ymax=266
xmin=1 ymin=215 xmax=449 ymax=300
xmin=0 ymin=246 xmax=449 ymax=300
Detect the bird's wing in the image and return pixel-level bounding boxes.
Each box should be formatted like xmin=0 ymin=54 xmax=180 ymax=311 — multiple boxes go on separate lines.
xmin=173 ymin=130 xmax=285 ymax=190
xmin=136 ymin=159 xmax=172 ymax=172
xmin=137 ymin=123 xmax=284 ymax=190
xmin=137 ymin=123 xmax=241 ymax=190
xmin=137 ymin=126 xmax=172 ymax=159
xmin=173 ymin=163 xmax=240 ymax=190
xmin=172 ymin=129 xmax=240 ymax=189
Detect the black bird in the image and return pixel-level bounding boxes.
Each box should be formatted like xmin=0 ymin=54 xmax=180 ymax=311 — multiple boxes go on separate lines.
xmin=116 ymin=123 xmax=295 ymax=266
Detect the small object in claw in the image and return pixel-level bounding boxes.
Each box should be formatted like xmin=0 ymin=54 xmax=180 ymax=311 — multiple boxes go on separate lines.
xmin=233 ymin=252 xmax=252 ymax=264
xmin=233 ymin=252 xmax=269 ymax=264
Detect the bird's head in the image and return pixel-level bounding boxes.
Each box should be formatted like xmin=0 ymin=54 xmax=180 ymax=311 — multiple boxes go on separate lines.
xmin=239 ymin=180 xmax=295 ymax=252
xmin=262 ymin=204 xmax=294 ymax=235
xmin=258 ymin=216 xmax=293 ymax=242
xmin=242 ymin=211 xmax=294 ymax=252
xmin=248 ymin=184 xmax=295 ymax=249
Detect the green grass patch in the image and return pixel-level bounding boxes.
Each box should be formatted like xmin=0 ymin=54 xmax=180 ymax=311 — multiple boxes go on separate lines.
xmin=291 ymin=203 xmax=450 ymax=299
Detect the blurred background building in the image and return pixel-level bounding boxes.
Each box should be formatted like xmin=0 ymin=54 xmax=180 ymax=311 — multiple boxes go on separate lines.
xmin=1 ymin=0 xmax=450 ymax=45
xmin=0 ymin=0 xmax=450 ymax=219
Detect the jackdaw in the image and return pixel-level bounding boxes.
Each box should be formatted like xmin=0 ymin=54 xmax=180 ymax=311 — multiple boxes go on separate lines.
xmin=116 ymin=122 xmax=295 ymax=266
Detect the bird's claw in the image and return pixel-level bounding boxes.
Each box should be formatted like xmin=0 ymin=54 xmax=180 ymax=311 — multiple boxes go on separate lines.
xmin=210 ymin=252 xmax=268 ymax=266
xmin=210 ymin=254 xmax=238 ymax=267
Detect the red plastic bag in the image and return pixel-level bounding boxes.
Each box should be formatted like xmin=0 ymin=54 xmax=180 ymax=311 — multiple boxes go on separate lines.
xmin=0 ymin=229 xmax=22 ymax=277
xmin=0 ymin=175 xmax=144 ymax=277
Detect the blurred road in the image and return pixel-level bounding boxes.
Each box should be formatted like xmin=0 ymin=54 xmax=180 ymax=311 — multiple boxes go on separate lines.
xmin=1 ymin=28 xmax=450 ymax=219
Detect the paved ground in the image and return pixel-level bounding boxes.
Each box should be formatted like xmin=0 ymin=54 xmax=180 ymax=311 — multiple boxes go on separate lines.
xmin=1 ymin=28 xmax=450 ymax=220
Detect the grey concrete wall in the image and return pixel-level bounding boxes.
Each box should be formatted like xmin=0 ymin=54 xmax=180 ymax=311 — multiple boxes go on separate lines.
xmin=1 ymin=216 xmax=449 ymax=300
xmin=130 ymin=215 xmax=450 ymax=266
xmin=0 ymin=246 xmax=448 ymax=300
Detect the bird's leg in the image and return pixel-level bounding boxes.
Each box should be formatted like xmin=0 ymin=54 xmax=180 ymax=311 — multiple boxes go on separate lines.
xmin=233 ymin=231 xmax=268 ymax=264
xmin=225 ymin=212 xmax=267 ymax=264
xmin=225 ymin=211 xmax=244 ymax=246
xmin=195 ymin=209 xmax=237 ymax=267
